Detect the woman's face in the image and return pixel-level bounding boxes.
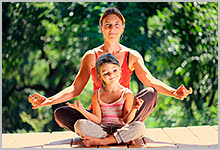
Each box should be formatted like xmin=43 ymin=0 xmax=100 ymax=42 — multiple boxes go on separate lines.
xmin=100 ymin=14 xmax=125 ymax=42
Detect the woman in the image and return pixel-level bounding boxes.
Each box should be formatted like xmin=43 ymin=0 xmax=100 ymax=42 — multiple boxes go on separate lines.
xmin=29 ymin=7 xmax=193 ymax=132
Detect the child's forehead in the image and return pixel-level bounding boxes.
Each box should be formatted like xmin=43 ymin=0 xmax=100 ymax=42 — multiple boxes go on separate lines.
xmin=100 ymin=63 xmax=119 ymax=70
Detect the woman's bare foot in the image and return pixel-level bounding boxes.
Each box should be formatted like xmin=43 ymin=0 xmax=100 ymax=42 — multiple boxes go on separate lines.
xmin=82 ymin=136 xmax=116 ymax=147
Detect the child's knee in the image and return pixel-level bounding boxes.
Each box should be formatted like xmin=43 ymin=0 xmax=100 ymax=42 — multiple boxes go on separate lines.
xmin=74 ymin=119 xmax=87 ymax=131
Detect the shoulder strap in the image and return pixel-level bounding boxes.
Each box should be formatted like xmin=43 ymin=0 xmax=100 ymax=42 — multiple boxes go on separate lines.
xmin=93 ymin=49 xmax=98 ymax=60
xmin=127 ymin=51 xmax=130 ymax=66
xmin=121 ymin=88 xmax=127 ymax=99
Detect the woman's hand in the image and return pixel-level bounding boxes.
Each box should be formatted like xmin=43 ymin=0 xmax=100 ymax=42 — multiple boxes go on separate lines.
xmin=66 ymin=100 xmax=85 ymax=114
xmin=28 ymin=93 xmax=52 ymax=109
xmin=132 ymin=97 xmax=144 ymax=110
xmin=173 ymin=85 xmax=193 ymax=100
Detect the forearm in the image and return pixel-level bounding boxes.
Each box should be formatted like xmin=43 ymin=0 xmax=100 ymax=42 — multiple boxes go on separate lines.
xmin=81 ymin=110 xmax=101 ymax=124
xmin=48 ymin=85 xmax=77 ymax=105
xmin=123 ymin=108 xmax=137 ymax=124
xmin=150 ymin=78 xmax=176 ymax=97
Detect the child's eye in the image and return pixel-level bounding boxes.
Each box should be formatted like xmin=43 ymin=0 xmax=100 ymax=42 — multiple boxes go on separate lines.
xmin=104 ymin=72 xmax=109 ymax=76
xmin=113 ymin=69 xmax=117 ymax=72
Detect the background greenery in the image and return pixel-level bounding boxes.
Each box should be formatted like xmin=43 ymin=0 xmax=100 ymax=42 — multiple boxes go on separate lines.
xmin=2 ymin=2 xmax=218 ymax=133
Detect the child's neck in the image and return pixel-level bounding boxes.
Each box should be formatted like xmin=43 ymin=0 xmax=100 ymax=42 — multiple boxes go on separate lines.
xmin=103 ymin=83 xmax=122 ymax=93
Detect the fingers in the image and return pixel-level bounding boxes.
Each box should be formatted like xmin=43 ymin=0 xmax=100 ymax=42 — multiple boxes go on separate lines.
xmin=133 ymin=98 xmax=143 ymax=110
xmin=32 ymin=93 xmax=41 ymax=99
xmin=189 ymin=87 xmax=193 ymax=94
xmin=175 ymin=85 xmax=193 ymax=100
xmin=28 ymin=95 xmax=33 ymax=103
xmin=77 ymin=100 xmax=81 ymax=106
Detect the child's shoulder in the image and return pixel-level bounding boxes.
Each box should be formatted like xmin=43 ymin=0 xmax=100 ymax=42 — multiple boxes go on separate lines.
xmin=123 ymin=88 xmax=134 ymax=97
xmin=92 ymin=89 xmax=99 ymax=98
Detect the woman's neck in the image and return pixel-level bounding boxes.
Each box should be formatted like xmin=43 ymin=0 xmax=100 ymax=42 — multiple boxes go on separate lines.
xmin=101 ymin=41 xmax=122 ymax=54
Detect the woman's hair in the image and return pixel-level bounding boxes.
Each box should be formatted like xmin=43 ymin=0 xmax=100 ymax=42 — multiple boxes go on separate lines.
xmin=99 ymin=7 xmax=125 ymax=26
xmin=95 ymin=53 xmax=120 ymax=75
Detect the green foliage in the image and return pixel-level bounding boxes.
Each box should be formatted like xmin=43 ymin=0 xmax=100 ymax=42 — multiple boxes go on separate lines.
xmin=2 ymin=2 xmax=218 ymax=133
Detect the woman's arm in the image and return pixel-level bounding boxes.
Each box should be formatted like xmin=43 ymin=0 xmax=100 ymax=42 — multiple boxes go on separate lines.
xmin=30 ymin=50 xmax=96 ymax=108
xmin=130 ymin=50 xmax=192 ymax=100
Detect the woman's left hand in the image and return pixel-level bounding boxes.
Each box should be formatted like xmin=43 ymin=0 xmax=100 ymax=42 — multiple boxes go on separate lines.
xmin=173 ymin=85 xmax=193 ymax=100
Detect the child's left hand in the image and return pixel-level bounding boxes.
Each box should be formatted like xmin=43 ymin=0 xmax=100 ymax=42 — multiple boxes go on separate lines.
xmin=133 ymin=98 xmax=144 ymax=110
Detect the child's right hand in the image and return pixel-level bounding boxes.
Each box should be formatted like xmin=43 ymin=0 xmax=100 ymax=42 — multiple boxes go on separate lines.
xmin=66 ymin=100 xmax=85 ymax=113
xmin=133 ymin=98 xmax=144 ymax=110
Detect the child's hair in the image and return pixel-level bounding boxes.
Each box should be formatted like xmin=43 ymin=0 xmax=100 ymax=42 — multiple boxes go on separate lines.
xmin=95 ymin=53 xmax=120 ymax=87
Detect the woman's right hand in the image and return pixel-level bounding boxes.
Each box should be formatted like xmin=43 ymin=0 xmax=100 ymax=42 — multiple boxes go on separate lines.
xmin=28 ymin=93 xmax=52 ymax=109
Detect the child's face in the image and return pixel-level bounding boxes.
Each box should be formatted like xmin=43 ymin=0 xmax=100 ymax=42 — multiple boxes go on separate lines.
xmin=99 ymin=63 xmax=121 ymax=85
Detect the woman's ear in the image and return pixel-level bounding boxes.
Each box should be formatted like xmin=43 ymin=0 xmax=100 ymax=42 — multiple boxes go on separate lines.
xmin=122 ymin=24 xmax=125 ymax=32
xmin=99 ymin=24 xmax=103 ymax=33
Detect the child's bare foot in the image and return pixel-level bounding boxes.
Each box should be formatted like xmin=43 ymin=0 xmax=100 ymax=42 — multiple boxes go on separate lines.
xmin=82 ymin=136 xmax=117 ymax=147
xmin=82 ymin=136 xmax=104 ymax=146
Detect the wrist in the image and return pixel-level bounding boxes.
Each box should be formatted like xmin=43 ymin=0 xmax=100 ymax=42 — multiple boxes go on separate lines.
xmin=132 ymin=106 xmax=139 ymax=110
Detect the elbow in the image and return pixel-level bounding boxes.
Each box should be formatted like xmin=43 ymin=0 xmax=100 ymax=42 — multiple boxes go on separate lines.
xmin=143 ymin=76 xmax=157 ymax=87
xmin=123 ymin=116 xmax=132 ymax=124
xmin=124 ymin=119 xmax=131 ymax=124
xmin=95 ymin=118 xmax=102 ymax=125
xmin=69 ymin=84 xmax=81 ymax=97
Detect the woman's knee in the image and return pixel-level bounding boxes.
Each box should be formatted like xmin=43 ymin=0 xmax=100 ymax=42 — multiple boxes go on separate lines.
xmin=54 ymin=106 xmax=67 ymax=122
xmin=137 ymin=87 xmax=158 ymax=105
xmin=145 ymin=87 xmax=158 ymax=98
xmin=54 ymin=107 xmax=63 ymax=122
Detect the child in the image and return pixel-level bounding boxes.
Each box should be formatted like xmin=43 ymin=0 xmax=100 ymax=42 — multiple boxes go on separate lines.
xmin=66 ymin=53 xmax=145 ymax=146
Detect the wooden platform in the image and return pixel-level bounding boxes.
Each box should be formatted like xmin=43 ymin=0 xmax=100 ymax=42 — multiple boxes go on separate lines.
xmin=2 ymin=125 xmax=218 ymax=148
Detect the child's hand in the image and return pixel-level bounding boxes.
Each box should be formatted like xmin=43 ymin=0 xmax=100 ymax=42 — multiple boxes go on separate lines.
xmin=66 ymin=100 xmax=85 ymax=113
xmin=132 ymin=98 xmax=144 ymax=110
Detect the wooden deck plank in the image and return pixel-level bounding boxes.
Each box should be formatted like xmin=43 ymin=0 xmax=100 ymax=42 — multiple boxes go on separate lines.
xmin=163 ymin=127 xmax=210 ymax=149
xmin=212 ymin=125 xmax=218 ymax=131
xmin=2 ymin=126 xmax=217 ymax=148
xmin=6 ymin=132 xmax=51 ymax=148
xmin=99 ymin=144 xmax=127 ymax=148
xmin=2 ymin=134 xmax=20 ymax=148
xmin=187 ymin=126 xmax=218 ymax=148
xmin=143 ymin=128 xmax=177 ymax=148
xmin=43 ymin=131 xmax=78 ymax=148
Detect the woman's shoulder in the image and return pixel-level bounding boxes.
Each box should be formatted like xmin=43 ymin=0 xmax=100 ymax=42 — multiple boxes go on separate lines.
xmin=120 ymin=44 xmax=141 ymax=58
xmin=82 ymin=45 xmax=103 ymax=62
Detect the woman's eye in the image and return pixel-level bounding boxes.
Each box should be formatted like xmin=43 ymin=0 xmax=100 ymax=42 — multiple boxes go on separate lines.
xmin=104 ymin=72 xmax=109 ymax=76
xmin=113 ymin=69 xmax=117 ymax=72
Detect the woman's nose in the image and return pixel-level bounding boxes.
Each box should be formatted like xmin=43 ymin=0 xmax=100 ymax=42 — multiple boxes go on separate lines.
xmin=109 ymin=24 xmax=114 ymax=30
